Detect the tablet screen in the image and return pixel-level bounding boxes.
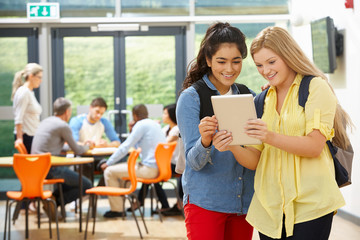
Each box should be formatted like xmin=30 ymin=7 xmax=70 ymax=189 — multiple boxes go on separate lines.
xmin=211 ymin=94 xmax=261 ymax=145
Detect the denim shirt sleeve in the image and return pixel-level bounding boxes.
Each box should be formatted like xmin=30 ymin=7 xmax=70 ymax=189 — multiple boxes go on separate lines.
xmin=176 ymin=87 xmax=212 ymax=171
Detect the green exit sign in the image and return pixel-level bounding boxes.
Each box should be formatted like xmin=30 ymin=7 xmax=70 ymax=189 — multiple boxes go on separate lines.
xmin=27 ymin=3 xmax=60 ymax=21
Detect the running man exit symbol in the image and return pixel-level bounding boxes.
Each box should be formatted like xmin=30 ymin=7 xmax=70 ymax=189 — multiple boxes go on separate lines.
xmin=27 ymin=3 xmax=59 ymax=20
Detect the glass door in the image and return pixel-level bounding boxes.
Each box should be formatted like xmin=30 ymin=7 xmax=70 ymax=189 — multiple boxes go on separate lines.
xmin=125 ymin=35 xmax=176 ymax=125
xmin=52 ymin=28 xmax=120 ymax=136
xmin=52 ymin=26 xmax=186 ymax=139
xmin=0 ymin=28 xmax=38 ymax=158
xmin=122 ymin=27 xmax=186 ymax=132
xmin=63 ymin=36 xmax=114 ymax=115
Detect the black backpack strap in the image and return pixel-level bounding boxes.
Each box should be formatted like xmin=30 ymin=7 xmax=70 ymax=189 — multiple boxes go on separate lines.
xmin=326 ymin=140 xmax=338 ymax=157
xmin=193 ymin=80 xmax=252 ymax=120
xmin=298 ymin=75 xmax=315 ymax=108
xmin=254 ymin=88 xmax=269 ymax=118
xmin=192 ymin=79 xmax=217 ymax=119
xmin=253 ymin=75 xmax=315 ymax=119
xmin=235 ymin=83 xmax=251 ymax=94
xmin=326 ymin=140 xmax=349 ymax=186
xmin=299 ymin=75 xmax=349 ymax=186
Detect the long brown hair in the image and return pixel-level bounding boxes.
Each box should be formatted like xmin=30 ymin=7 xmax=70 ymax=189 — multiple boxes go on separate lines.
xmin=181 ymin=22 xmax=247 ymax=92
xmin=250 ymin=26 xmax=353 ymax=149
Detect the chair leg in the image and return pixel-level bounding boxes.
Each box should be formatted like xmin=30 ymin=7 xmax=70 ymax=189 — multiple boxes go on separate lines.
xmin=4 ymin=198 xmax=9 ymax=240
xmin=8 ymin=201 xmax=17 ymax=240
xmin=150 ymin=184 xmax=163 ymax=222
xmin=132 ymin=194 xmax=149 ymax=234
xmin=126 ymin=196 xmax=143 ymax=239
xmin=57 ymin=183 xmax=66 ymax=222
xmin=37 ymin=199 xmax=41 ymax=228
xmin=150 ymin=184 xmax=154 ymax=216
xmin=84 ymin=194 xmax=93 ymax=240
xmin=122 ymin=196 xmax=126 ymax=221
xmin=48 ymin=198 xmax=60 ymax=240
xmin=11 ymin=202 xmax=21 ymax=224
xmin=141 ymin=183 xmax=147 ymax=215
xmin=45 ymin=200 xmax=53 ymax=239
xmin=24 ymin=200 xmax=29 ymax=239
xmin=92 ymin=195 xmax=98 ymax=235
xmin=74 ymin=199 xmax=78 ymax=213
xmin=91 ymin=195 xmax=97 ymax=219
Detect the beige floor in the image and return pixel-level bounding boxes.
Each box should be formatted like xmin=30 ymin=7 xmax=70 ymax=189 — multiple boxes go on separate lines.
xmin=0 ymin=197 xmax=359 ymax=240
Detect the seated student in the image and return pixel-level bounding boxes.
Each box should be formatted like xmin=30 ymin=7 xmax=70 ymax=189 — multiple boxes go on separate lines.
xmin=135 ymin=103 xmax=183 ymax=216
xmin=69 ymin=97 xmax=121 ymax=183
xmin=100 ymin=104 xmax=169 ymax=218
xmin=31 ymin=97 xmax=93 ymax=219
xmin=69 ymin=97 xmax=120 ymax=148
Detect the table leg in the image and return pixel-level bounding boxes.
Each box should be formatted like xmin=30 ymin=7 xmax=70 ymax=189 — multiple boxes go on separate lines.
xmin=79 ymin=164 xmax=83 ymax=232
xmin=91 ymin=160 xmax=95 ymax=186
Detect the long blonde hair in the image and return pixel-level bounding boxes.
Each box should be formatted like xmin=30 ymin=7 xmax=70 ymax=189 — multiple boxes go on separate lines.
xmin=250 ymin=26 xmax=353 ymax=149
xmin=11 ymin=63 xmax=43 ymax=100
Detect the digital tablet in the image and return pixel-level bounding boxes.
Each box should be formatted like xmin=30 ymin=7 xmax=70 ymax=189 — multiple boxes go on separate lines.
xmin=211 ymin=94 xmax=261 ymax=145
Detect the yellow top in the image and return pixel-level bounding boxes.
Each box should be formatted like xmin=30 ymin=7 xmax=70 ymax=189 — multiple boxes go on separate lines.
xmin=246 ymin=74 xmax=345 ymax=238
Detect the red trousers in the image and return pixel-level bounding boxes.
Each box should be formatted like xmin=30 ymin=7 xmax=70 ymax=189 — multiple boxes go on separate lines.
xmin=184 ymin=203 xmax=253 ymax=240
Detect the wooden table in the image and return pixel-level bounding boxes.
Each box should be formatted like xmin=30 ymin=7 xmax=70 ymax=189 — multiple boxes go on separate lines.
xmin=69 ymin=147 xmax=118 ymax=185
xmin=0 ymin=156 xmax=94 ymax=232
xmin=67 ymin=147 xmax=118 ymax=158
xmin=0 ymin=156 xmax=93 ymax=167
xmin=83 ymin=147 xmax=118 ymax=157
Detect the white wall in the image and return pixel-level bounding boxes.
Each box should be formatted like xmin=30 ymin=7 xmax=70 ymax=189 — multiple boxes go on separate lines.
xmin=290 ymin=0 xmax=360 ymax=218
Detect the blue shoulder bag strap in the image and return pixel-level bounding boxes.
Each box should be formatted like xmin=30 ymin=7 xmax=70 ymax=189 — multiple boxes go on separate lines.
xmin=299 ymin=75 xmax=348 ymax=186
xmin=255 ymin=75 xmax=314 ymax=118
xmin=254 ymin=88 xmax=269 ymax=118
xmin=298 ymin=75 xmax=314 ymax=108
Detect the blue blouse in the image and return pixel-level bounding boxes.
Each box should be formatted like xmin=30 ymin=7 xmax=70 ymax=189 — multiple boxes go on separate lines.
xmin=176 ymin=75 xmax=255 ymax=214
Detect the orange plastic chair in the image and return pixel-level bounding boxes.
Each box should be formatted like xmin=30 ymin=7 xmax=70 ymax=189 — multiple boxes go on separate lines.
xmin=14 ymin=141 xmax=66 ymax=222
xmin=4 ymin=153 xmax=60 ymax=240
xmin=84 ymin=148 xmax=148 ymax=239
xmin=123 ymin=141 xmax=179 ymax=222
xmin=14 ymin=141 xmax=27 ymax=154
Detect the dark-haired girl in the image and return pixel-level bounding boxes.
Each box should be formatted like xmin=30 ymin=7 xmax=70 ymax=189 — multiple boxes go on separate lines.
xmin=176 ymin=22 xmax=255 ymax=240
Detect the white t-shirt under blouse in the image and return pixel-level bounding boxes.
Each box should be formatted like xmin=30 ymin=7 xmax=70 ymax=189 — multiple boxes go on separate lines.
xmin=13 ymin=86 xmax=42 ymax=136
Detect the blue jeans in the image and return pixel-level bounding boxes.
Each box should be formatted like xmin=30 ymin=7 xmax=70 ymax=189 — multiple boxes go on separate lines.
xmin=47 ymin=166 xmax=92 ymax=206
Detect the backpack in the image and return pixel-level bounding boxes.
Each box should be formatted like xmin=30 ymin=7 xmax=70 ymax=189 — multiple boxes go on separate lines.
xmin=193 ymin=78 xmax=251 ymax=119
xmin=254 ymin=75 xmax=353 ymax=188
xmin=175 ymin=79 xmax=252 ymax=174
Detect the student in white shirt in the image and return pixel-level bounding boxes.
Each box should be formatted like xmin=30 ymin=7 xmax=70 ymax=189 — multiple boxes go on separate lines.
xmin=69 ymin=97 xmax=120 ymax=148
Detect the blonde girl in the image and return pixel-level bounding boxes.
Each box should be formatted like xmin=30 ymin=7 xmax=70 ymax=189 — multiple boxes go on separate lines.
xmin=213 ymin=26 xmax=351 ymax=240
xmin=12 ymin=63 xmax=43 ymax=153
